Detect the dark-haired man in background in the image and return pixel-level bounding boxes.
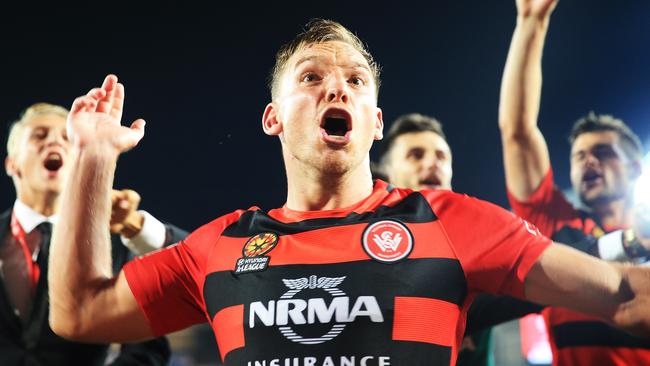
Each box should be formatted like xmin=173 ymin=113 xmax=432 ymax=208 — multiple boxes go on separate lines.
xmin=499 ymin=0 xmax=650 ymax=364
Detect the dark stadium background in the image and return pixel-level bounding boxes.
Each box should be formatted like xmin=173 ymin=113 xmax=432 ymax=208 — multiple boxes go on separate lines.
xmin=2 ymin=0 xmax=649 ymax=235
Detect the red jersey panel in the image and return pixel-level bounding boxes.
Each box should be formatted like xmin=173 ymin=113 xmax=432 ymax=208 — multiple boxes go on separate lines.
xmin=125 ymin=180 xmax=550 ymax=366
xmin=508 ymin=168 xmax=650 ymax=366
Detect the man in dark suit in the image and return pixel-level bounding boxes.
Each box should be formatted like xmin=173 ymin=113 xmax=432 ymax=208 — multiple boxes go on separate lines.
xmin=2 ymin=102 xmax=187 ymax=365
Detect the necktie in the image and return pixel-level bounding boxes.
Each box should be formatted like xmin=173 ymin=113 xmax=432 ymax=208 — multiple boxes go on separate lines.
xmin=34 ymin=222 xmax=52 ymax=285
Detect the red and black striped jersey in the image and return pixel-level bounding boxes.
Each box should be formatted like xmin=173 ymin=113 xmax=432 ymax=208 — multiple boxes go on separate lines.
xmin=508 ymin=168 xmax=650 ymax=366
xmin=125 ymin=180 xmax=550 ymax=366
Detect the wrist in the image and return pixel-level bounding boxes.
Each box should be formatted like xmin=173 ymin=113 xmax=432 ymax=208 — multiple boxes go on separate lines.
xmin=516 ymin=16 xmax=550 ymax=31
xmin=73 ymin=142 xmax=121 ymax=162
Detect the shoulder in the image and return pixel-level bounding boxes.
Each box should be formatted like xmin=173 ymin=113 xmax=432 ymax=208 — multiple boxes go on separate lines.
xmin=416 ymin=189 xmax=519 ymax=225
xmin=418 ymin=189 xmax=485 ymax=210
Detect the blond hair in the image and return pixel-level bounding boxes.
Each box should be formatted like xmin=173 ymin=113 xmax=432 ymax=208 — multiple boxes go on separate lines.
xmin=6 ymin=103 xmax=68 ymax=157
xmin=269 ymin=19 xmax=381 ymax=100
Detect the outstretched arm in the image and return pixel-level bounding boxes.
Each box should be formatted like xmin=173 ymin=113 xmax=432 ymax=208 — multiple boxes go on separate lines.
xmin=525 ymin=243 xmax=650 ymax=337
xmin=499 ymin=0 xmax=557 ymax=201
xmin=48 ymin=75 xmax=153 ymax=342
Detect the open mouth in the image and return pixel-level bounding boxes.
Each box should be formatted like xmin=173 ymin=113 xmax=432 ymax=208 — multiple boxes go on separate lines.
xmin=582 ymin=170 xmax=602 ymax=184
xmin=320 ymin=109 xmax=352 ymax=140
xmin=419 ymin=176 xmax=441 ymax=188
xmin=43 ymin=152 xmax=63 ymax=172
xmin=323 ymin=117 xmax=349 ymax=136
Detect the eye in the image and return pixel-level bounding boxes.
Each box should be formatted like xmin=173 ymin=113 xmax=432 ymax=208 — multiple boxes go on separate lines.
xmin=348 ymin=75 xmax=365 ymax=86
xmin=301 ymin=72 xmax=321 ymax=83
xmin=436 ymin=150 xmax=448 ymax=161
xmin=593 ymin=146 xmax=618 ymax=160
xmin=571 ymin=152 xmax=585 ymax=162
xmin=32 ymin=128 xmax=47 ymax=140
xmin=407 ymin=148 xmax=425 ymax=161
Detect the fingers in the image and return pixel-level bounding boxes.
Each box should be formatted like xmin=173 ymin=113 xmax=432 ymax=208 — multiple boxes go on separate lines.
xmin=70 ymin=95 xmax=99 ymax=114
xmin=111 ymin=83 xmax=125 ymax=121
xmin=109 ymin=188 xmax=144 ymax=237
xmin=69 ymin=76 xmax=114 ymax=115
xmin=111 ymin=189 xmax=121 ymax=204
xmin=87 ymin=87 xmax=106 ymax=100
xmin=97 ymin=74 xmax=118 ymax=114
xmin=121 ymin=189 xmax=142 ymax=209
xmin=110 ymin=189 xmax=141 ymax=228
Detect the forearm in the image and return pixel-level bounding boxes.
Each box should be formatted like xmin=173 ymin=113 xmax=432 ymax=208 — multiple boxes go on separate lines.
xmin=49 ymin=145 xmax=119 ymax=335
xmin=526 ymin=244 xmax=650 ymax=337
xmin=499 ymin=14 xmax=553 ymax=200
xmin=499 ymin=16 xmax=549 ymax=137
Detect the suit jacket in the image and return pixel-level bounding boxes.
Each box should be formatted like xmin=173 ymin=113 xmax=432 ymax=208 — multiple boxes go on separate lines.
xmin=0 ymin=209 xmax=188 ymax=366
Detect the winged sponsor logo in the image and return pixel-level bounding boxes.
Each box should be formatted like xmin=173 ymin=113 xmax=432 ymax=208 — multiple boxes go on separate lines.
xmin=249 ymin=275 xmax=383 ymax=345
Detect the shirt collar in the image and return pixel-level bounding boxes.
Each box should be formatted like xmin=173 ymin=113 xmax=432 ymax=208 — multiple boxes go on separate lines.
xmin=13 ymin=200 xmax=58 ymax=234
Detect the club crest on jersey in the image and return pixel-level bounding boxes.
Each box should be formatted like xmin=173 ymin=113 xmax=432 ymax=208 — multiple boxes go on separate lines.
xmin=362 ymin=220 xmax=414 ymax=263
xmin=234 ymin=232 xmax=279 ymax=274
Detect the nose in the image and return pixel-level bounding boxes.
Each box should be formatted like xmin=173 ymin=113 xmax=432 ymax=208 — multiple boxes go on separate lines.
xmin=583 ymin=152 xmax=600 ymax=168
xmin=325 ymin=76 xmax=349 ymax=104
xmin=421 ymin=153 xmax=438 ymax=172
xmin=46 ymin=129 xmax=67 ymax=147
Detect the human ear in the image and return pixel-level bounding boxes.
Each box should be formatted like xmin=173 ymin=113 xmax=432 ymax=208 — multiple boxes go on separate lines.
xmin=373 ymin=108 xmax=384 ymax=140
xmin=262 ymin=102 xmax=283 ymax=136
xmin=5 ymin=156 xmax=18 ymax=178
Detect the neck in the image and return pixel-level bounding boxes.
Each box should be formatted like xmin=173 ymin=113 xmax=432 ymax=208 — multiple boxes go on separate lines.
xmin=590 ymin=197 xmax=634 ymax=229
xmin=17 ymin=189 xmax=60 ymax=217
xmin=285 ymin=156 xmax=374 ymax=212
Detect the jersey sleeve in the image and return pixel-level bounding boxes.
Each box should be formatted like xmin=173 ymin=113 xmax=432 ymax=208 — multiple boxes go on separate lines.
xmin=426 ymin=191 xmax=552 ymax=299
xmin=506 ymin=167 xmax=577 ymax=237
xmin=123 ymin=211 xmax=242 ymax=336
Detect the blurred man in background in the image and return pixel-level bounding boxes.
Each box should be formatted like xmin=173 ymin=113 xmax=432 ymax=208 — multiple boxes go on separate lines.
xmin=2 ymin=102 xmax=187 ymax=365
xmin=499 ymin=0 xmax=650 ymax=364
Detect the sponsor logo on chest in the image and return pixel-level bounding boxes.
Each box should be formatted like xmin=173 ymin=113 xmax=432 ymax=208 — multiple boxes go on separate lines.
xmin=249 ymin=275 xmax=383 ymax=345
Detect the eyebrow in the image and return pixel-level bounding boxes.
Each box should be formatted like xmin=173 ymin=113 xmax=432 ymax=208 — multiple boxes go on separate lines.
xmin=293 ymin=55 xmax=371 ymax=73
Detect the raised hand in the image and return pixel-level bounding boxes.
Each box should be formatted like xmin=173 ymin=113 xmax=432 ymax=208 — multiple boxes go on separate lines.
xmin=67 ymin=74 xmax=145 ymax=156
xmin=516 ymin=0 xmax=558 ymax=20
xmin=110 ymin=189 xmax=144 ymax=237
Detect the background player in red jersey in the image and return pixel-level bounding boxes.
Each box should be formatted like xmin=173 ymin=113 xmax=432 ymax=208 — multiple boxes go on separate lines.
xmin=378 ymin=114 xmax=498 ymax=366
xmin=378 ymin=113 xmax=452 ymax=191
xmin=47 ymin=19 xmax=650 ymax=365
xmin=499 ymin=0 xmax=650 ymax=365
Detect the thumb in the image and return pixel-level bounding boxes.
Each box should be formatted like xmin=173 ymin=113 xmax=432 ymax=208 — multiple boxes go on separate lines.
xmin=119 ymin=119 xmax=146 ymax=151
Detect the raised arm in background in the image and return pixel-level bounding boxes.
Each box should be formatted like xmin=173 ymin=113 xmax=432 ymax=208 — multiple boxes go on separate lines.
xmin=499 ymin=0 xmax=557 ymax=201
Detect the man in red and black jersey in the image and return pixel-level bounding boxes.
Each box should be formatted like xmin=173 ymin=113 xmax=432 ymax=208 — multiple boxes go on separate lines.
xmin=499 ymin=0 xmax=650 ymax=365
xmin=48 ymin=19 xmax=650 ymax=366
